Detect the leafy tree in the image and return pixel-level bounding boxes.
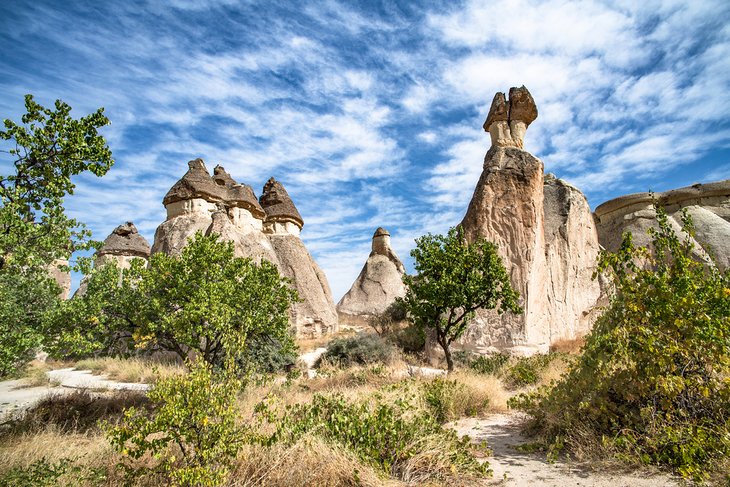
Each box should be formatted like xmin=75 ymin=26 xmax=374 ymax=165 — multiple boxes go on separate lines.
xmin=0 ymin=94 xmax=113 ymax=271
xmin=512 ymin=207 xmax=730 ymax=481
xmin=400 ymin=226 xmax=521 ymax=371
xmin=50 ymin=233 xmax=299 ymax=370
xmin=0 ymin=95 xmax=113 ymax=376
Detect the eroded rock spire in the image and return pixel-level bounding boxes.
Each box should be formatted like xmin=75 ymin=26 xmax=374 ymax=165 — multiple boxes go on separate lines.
xmin=483 ymin=86 xmax=538 ymax=149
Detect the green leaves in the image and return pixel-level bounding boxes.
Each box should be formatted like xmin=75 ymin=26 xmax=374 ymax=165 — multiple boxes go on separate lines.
xmin=514 ymin=204 xmax=730 ymax=481
xmin=400 ymin=226 xmax=521 ymax=370
xmin=0 ymin=94 xmax=113 ymax=272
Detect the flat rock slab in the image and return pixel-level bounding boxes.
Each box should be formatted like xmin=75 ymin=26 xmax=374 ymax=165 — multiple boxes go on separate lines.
xmin=450 ymin=413 xmax=681 ymax=486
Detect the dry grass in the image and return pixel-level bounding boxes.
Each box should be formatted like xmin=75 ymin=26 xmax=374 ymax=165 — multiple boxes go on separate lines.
xmin=230 ymin=436 xmax=393 ymax=487
xmin=296 ymin=328 xmax=356 ymax=353
xmin=535 ymin=354 xmax=573 ymax=388
xmin=18 ymin=360 xmax=53 ymax=387
xmin=549 ymin=336 xmax=586 ymax=354
xmin=74 ymin=356 xmax=185 ymax=384
xmin=0 ymin=427 xmax=111 ymax=472
xmin=449 ymin=371 xmax=510 ymax=414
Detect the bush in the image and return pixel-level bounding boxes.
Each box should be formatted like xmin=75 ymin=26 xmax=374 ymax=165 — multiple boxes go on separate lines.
xmin=315 ymin=334 xmax=397 ymax=368
xmin=106 ymin=360 xmax=244 ymax=486
xmin=512 ymin=207 xmax=730 ymax=481
xmin=240 ymin=334 xmax=298 ymax=375
xmin=259 ymin=391 xmax=489 ymax=479
xmin=466 ymin=352 xmax=510 ymax=376
xmin=503 ymin=354 xmax=555 ymax=388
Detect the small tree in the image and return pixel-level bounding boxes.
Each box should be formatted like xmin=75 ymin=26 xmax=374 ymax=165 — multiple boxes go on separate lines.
xmin=400 ymin=226 xmax=521 ymax=371
xmin=0 ymin=95 xmax=113 ymax=375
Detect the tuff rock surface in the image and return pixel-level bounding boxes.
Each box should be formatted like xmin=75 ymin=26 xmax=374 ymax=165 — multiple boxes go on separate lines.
xmin=459 ymin=86 xmax=602 ymax=353
xmin=152 ymin=160 xmax=337 ymax=337
xmin=337 ymin=227 xmax=407 ymax=324
xmin=594 ymin=179 xmax=730 ymax=270
xmin=259 ymin=178 xmax=338 ymax=337
xmin=96 ymin=222 xmax=151 ymax=269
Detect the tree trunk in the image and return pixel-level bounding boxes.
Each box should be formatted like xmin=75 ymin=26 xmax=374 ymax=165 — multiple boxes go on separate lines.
xmin=438 ymin=335 xmax=454 ymax=372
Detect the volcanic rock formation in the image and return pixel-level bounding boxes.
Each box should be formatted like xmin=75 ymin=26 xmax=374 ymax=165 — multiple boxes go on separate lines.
xmin=337 ymin=227 xmax=407 ymax=325
xmin=459 ymin=86 xmax=602 ymax=353
xmin=259 ymin=178 xmax=338 ymax=337
xmin=151 ymin=160 xmax=337 ymax=337
xmin=96 ymin=222 xmax=151 ymax=269
xmin=594 ymin=180 xmax=730 ymax=270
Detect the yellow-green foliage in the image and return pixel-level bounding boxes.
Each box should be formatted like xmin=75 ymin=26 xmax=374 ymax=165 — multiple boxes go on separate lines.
xmin=512 ymin=207 xmax=730 ymax=481
xmin=106 ymin=360 xmax=243 ymax=486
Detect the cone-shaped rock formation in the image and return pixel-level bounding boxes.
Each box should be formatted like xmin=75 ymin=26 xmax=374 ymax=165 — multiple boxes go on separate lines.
xmin=260 ymin=178 xmax=338 ymax=337
xmin=460 ymin=86 xmax=602 ymax=353
xmin=337 ymin=227 xmax=406 ymax=324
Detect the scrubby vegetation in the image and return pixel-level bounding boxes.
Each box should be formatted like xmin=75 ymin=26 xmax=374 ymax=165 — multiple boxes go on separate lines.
xmin=511 ymin=208 xmax=730 ymax=482
xmin=315 ymin=333 xmax=398 ymax=368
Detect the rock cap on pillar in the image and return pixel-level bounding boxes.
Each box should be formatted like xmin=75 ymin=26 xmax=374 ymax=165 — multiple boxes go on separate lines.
xmin=98 ymin=222 xmax=151 ymax=259
xmin=213 ymin=165 xmax=266 ymax=219
xmin=162 ymin=158 xmax=224 ymax=206
xmin=259 ymin=177 xmax=304 ymax=229
xmin=482 ymin=86 xmax=537 ymax=149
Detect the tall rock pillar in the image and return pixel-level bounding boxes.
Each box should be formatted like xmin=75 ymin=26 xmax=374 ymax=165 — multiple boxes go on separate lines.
xmin=459 ymin=86 xmax=602 ymax=353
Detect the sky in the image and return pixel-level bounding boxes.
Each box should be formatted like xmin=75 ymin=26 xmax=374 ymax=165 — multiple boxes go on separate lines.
xmin=1 ymin=0 xmax=729 ymax=300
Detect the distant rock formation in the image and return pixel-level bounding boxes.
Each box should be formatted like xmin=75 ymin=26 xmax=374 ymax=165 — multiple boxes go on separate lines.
xmin=459 ymin=86 xmax=602 ymax=353
xmin=96 ymin=222 xmax=151 ymax=269
xmin=47 ymin=259 xmax=71 ymax=300
xmin=594 ymin=180 xmax=730 ymax=270
xmin=260 ymin=178 xmax=338 ymax=337
xmin=337 ymin=227 xmax=407 ymax=325
xmin=151 ymin=160 xmax=337 ymax=338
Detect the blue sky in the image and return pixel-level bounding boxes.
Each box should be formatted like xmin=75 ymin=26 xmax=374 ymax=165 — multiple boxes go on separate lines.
xmin=1 ymin=0 xmax=729 ymax=299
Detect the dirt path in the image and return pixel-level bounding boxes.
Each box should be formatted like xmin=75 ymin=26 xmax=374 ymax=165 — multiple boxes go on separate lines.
xmin=451 ymin=413 xmax=681 ymax=486
xmin=0 ymin=368 xmax=148 ymax=418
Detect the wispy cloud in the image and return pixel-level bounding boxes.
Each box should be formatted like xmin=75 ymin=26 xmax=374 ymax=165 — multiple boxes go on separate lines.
xmin=1 ymin=0 xmax=729 ymax=298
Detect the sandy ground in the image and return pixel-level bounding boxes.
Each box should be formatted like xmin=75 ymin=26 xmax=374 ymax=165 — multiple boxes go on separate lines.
xmin=0 ymin=368 xmax=148 ymax=418
xmin=450 ymin=413 xmax=682 ymax=486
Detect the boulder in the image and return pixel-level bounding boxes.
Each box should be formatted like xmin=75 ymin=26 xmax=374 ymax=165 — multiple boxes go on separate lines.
xmin=594 ymin=179 xmax=730 ymax=270
xmin=458 ymin=86 xmax=602 ymax=353
xmin=337 ymin=227 xmax=407 ymax=325
xmin=260 ymin=178 xmax=338 ymax=337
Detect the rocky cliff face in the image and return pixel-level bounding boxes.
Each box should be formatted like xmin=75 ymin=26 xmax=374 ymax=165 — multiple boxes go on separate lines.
xmin=151 ymin=160 xmax=338 ymax=338
xmin=594 ymin=180 xmax=730 ymax=270
xmin=337 ymin=227 xmax=406 ymax=324
xmin=459 ymin=86 xmax=602 ymax=353
xmin=96 ymin=221 xmax=151 ymax=269
xmin=259 ymin=178 xmax=338 ymax=337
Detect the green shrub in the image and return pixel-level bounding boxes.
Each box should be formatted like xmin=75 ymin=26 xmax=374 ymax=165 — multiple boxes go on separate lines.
xmin=106 ymin=360 xmax=244 ymax=486
xmin=466 ymin=352 xmax=510 ymax=376
xmin=504 ymin=354 xmax=554 ymax=388
xmin=392 ymin=323 xmax=426 ymax=353
xmin=259 ymin=391 xmax=488 ymax=478
xmin=315 ymin=334 xmax=397 ymax=368
xmin=512 ymin=207 xmax=730 ymax=481
xmin=422 ymin=377 xmax=463 ymax=423
xmin=240 ymin=334 xmax=298 ymax=374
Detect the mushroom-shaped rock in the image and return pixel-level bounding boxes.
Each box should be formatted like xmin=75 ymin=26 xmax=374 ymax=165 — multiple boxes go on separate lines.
xmin=98 ymin=222 xmax=151 ymax=259
xmin=260 ymin=177 xmax=304 ymax=233
xmin=163 ymin=158 xmax=224 ymax=206
xmin=213 ymin=165 xmax=266 ymax=220
xmin=337 ymin=227 xmax=407 ymax=324
xmin=483 ymin=86 xmax=538 ymax=149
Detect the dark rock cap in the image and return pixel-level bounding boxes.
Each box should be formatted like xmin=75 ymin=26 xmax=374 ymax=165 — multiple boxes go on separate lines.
xmin=259 ymin=177 xmax=304 ymax=228
xmin=373 ymin=227 xmax=390 ymax=238
xmin=98 ymin=222 xmax=151 ymax=258
xmin=483 ymin=85 xmax=538 ymax=132
xmin=163 ymin=158 xmax=225 ymax=206
xmin=213 ymin=165 xmax=266 ymax=219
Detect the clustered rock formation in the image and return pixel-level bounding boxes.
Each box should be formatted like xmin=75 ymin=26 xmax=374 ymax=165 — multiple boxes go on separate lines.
xmin=459 ymin=86 xmax=602 ymax=353
xmin=71 ymin=87 xmax=728 ymax=352
xmin=594 ymin=180 xmax=730 ymax=271
xmin=151 ymin=159 xmax=337 ymax=337
xmin=337 ymin=227 xmax=406 ymax=324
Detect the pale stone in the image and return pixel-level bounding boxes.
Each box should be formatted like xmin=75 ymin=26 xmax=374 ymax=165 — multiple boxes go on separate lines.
xmin=337 ymin=227 xmax=407 ymax=324
xmin=47 ymin=259 xmax=71 ymax=300
xmin=594 ymin=179 xmax=730 ymax=271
